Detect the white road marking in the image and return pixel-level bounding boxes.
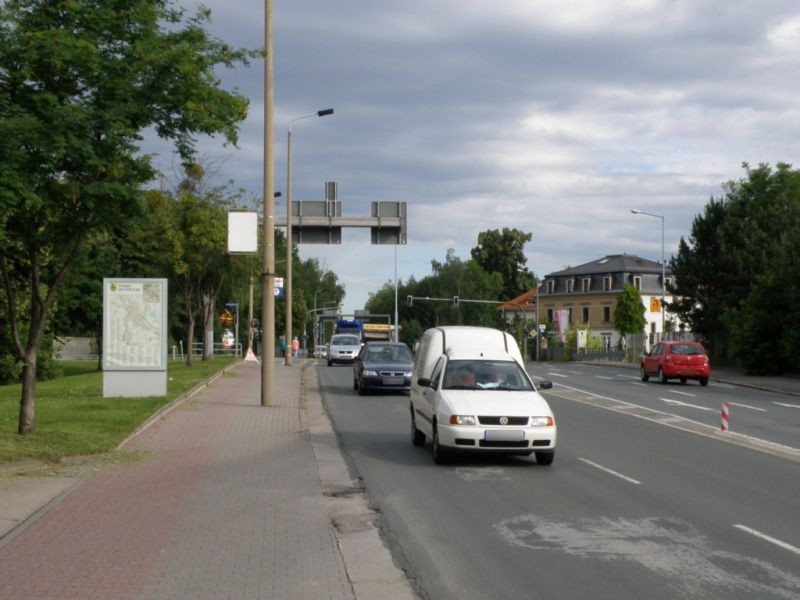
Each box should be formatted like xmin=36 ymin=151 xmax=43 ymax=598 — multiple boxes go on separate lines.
xmin=774 ymin=402 xmax=800 ymax=409
xmin=618 ymin=374 xmax=641 ymax=380
xmin=568 ymin=370 xmax=583 ymax=375
xmin=596 ymin=375 xmax=614 ymax=380
xmin=728 ymin=402 xmax=767 ymax=412
xmin=578 ymin=458 xmax=641 ymax=485
xmin=734 ymin=524 xmax=800 ymax=556
xmin=628 ymin=381 xmax=648 ymax=387
xmin=669 ymin=389 xmax=696 ymax=398
xmin=547 ymin=372 xmax=569 ymax=378
xmin=711 ymin=382 xmax=736 ymax=389
xmin=660 ymin=398 xmax=716 ymax=412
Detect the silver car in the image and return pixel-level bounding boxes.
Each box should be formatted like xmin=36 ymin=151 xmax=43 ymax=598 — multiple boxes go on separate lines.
xmin=327 ymin=334 xmax=362 ymax=366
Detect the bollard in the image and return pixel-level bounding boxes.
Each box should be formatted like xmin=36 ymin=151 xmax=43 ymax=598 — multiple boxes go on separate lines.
xmin=721 ymin=401 xmax=730 ymax=432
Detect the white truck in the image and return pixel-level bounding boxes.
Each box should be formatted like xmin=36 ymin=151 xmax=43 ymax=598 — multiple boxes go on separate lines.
xmin=409 ymin=326 xmax=556 ymax=465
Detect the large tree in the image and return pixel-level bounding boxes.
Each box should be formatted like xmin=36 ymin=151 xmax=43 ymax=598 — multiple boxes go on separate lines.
xmin=470 ymin=228 xmax=536 ymax=300
xmin=614 ymin=283 xmax=646 ymax=339
xmin=670 ymin=163 xmax=800 ymax=371
xmin=0 ymin=1 xmax=254 ymax=434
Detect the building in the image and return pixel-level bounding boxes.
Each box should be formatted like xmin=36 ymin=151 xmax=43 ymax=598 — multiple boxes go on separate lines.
xmin=538 ymin=253 xmax=678 ymax=350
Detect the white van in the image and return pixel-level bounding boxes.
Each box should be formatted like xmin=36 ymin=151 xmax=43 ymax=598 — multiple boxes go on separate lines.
xmin=409 ymin=326 xmax=556 ymax=465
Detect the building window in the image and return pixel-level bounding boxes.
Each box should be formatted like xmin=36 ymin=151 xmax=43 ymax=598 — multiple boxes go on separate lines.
xmin=633 ymin=276 xmax=642 ymax=291
xmin=603 ymin=276 xmax=612 ymax=291
xmin=567 ymin=279 xmax=575 ymax=293
xmin=547 ymin=280 xmax=555 ymax=294
xmin=582 ymin=307 xmax=589 ymax=323
xmin=567 ymin=308 xmax=573 ymax=324
xmin=546 ymin=308 xmax=554 ymax=322
xmin=603 ymin=305 xmax=611 ymax=322
xmin=582 ymin=278 xmax=591 ymax=292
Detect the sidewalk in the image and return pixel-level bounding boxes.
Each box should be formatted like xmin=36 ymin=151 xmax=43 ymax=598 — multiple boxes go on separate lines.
xmin=0 ymin=360 xmax=417 ymax=600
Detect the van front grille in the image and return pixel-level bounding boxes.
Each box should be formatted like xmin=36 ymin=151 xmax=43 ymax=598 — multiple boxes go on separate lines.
xmin=478 ymin=416 xmax=529 ymax=426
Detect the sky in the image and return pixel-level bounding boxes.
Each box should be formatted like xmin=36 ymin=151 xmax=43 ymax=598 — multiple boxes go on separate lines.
xmin=149 ymin=1 xmax=800 ymax=314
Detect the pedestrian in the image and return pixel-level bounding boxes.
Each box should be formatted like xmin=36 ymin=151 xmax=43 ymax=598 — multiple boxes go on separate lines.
xmin=291 ymin=336 xmax=300 ymax=358
xmin=279 ymin=336 xmax=286 ymax=357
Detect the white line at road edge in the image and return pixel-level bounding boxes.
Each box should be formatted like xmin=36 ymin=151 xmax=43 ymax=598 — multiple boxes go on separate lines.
xmin=734 ymin=524 xmax=800 ymax=556
xmin=578 ymin=458 xmax=641 ymax=485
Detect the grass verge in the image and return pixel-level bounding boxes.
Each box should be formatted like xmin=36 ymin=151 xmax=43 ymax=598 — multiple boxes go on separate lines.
xmin=0 ymin=357 xmax=238 ymax=465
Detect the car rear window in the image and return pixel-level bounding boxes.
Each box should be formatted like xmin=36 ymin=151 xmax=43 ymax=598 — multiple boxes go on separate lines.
xmin=671 ymin=344 xmax=704 ymax=356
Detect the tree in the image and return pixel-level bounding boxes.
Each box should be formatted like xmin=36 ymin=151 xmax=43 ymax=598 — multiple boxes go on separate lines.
xmin=614 ymin=283 xmax=646 ymax=341
xmin=670 ymin=163 xmax=800 ymax=370
xmin=0 ymin=1 xmax=254 ymax=434
xmin=470 ymin=228 xmax=537 ymax=300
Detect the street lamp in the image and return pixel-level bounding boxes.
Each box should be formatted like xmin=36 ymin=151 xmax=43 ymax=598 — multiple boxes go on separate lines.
xmin=631 ymin=209 xmax=666 ymax=337
xmin=285 ymin=108 xmax=334 ymax=366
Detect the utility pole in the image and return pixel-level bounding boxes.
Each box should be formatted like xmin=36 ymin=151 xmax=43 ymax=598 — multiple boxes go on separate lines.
xmin=261 ymin=0 xmax=275 ymax=406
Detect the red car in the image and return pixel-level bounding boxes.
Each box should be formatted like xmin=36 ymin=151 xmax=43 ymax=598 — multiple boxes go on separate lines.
xmin=640 ymin=341 xmax=710 ymax=386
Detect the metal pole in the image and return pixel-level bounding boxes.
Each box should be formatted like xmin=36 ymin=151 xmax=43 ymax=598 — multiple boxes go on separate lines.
xmin=660 ymin=214 xmax=665 ymax=337
xmin=248 ymin=276 xmax=253 ymax=350
xmin=394 ymin=244 xmax=399 ymax=342
xmin=261 ymin=0 xmax=276 ymax=406
xmin=285 ymin=127 xmax=293 ymax=365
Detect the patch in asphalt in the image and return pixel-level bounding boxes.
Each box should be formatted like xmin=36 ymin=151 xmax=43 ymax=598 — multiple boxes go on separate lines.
xmin=494 ymin=514 xmax=800 ymax=599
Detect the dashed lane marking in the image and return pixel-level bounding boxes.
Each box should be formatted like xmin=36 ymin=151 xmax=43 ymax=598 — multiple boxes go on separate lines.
xmin=578 ymin=458 xmax=641 ymax=485
xmin=734 ymin=524 xmax=800 ymax=556
xmin=660 ymin=398 xmax=716 ymax=412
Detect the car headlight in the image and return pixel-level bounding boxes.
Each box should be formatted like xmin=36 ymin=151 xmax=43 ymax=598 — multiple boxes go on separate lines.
xmin=530 ymin=416 xmax=554 ymax=427
xmin=363 ymin=369 xmax=378 ymax=376
xmin=449 ymin=415 xmax=477 ymax=426
xmin=403 ymin=371 xmax=413 ymax=377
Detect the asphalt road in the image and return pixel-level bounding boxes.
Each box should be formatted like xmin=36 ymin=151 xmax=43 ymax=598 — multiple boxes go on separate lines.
xmin=317 ymin=362 xmax=800 ymax=600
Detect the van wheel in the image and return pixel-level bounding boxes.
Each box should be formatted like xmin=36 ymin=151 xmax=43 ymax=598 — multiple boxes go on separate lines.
xmin=535 ymin=450 xmax=555 ymax=466
xmin=659 ymin=368 xmax=668 ymax=384
xmin=432 ymin=424 xmax=449 ymax=464
xmin=411 ymin=408 xmax=425 ymax=446
xmin=640 ymin=366 xmax=649 ymax=382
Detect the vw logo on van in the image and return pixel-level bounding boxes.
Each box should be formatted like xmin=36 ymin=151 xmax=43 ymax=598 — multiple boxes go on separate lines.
xmin=499 ymin=416 xmax=509 ymax=425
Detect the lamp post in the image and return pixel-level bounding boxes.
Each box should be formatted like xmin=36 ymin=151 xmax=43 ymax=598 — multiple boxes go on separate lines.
xmin=261 ymin=0 xmax=275 ymax=406
xmin=285 ymin=108 xmax=334 ymax=366
xmin=631 ymin=209 xmax=666 ymax=337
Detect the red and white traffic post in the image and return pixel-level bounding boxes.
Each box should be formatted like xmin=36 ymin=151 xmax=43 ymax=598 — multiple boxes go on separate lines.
xmin=721 ymin=401 xmax=730 ymax=432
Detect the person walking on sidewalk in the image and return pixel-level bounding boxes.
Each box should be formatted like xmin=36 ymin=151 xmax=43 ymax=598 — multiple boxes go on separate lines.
xmin=291 ymin=336 xmax=300 ymax=358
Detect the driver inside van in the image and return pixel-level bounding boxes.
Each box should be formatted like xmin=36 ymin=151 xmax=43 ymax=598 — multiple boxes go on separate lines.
xmin=445 ymin=365 xmax=476 ymax=388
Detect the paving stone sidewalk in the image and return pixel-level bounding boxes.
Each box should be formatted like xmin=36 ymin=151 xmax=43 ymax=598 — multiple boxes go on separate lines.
xmin=0 ymin=361 xmax=416 ymax=600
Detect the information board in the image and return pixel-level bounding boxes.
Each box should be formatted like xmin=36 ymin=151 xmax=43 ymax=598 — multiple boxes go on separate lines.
xmin=103 ymin=279 xmax=168 ymax=371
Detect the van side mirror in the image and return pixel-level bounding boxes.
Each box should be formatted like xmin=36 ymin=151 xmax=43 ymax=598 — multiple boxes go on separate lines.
xmin=537 ymin=380 xmax=553 ymax=390
xmin=416 ymin=377 xmax=431 ymax=388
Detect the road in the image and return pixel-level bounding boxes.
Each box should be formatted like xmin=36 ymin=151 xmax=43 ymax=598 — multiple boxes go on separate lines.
xmin=317 ymin=361 xmax=800 ymax=600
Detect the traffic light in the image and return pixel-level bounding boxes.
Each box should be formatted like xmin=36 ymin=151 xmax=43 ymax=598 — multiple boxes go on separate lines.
xmin=407 ymin=295 xmax=413 ymax=307
xmin=453 ymin=296 xmax=459 ymax=307
xmin=220 ymin=309 xmax=234 ymax=328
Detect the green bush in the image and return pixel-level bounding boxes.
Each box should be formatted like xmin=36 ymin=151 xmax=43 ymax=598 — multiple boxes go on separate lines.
xmin=0 ymin=355 xmax=22 ymax=385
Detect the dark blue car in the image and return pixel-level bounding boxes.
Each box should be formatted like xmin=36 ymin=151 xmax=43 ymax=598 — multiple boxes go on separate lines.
xmin=353 ymin=342 xmax=414 ymax=395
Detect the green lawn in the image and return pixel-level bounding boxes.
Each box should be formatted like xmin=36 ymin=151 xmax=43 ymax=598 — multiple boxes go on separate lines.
xmin=0 ymin=357 xmax=238 ymax=464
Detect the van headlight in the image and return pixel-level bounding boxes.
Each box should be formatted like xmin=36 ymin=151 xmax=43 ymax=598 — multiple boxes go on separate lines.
xmin=530 ymin=416 xmax=554 ymax=427
xmin=449 ymin=415 xmax=477 ymax=426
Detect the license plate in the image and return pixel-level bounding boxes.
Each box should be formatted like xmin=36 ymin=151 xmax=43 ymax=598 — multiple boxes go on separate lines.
xmin=382 ymin=376 xmax=403 ymax=386
xmin=484 ymin=429 xmax=524 ymax=442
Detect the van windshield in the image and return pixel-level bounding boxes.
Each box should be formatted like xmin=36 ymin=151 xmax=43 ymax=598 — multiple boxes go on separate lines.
xmin=331 ymin=335 xmax=360 ymax=346
xmin=443 ymin=360 xmax=533 ymax=391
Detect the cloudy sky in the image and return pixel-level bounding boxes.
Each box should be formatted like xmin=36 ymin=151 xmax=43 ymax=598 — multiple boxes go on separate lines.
xmin=153 ymin=1 xmax=800 ymax=313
